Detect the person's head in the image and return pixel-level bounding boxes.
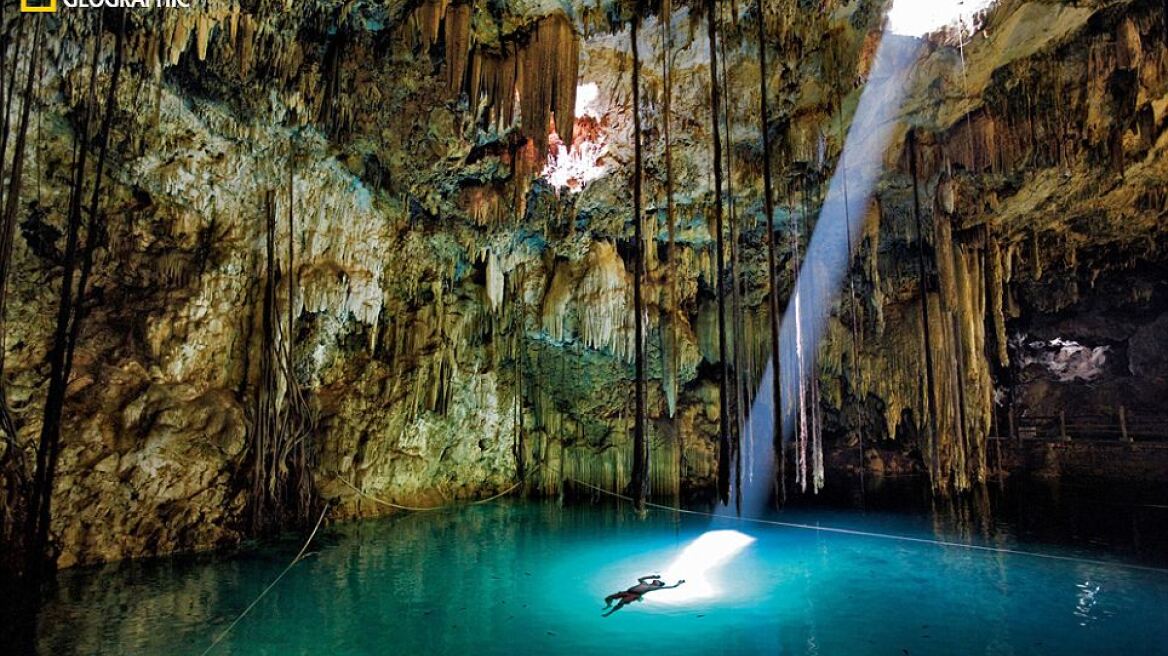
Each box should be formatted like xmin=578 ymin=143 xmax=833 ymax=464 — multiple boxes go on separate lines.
xmin=651 ymin=580 xmax=664 ymax=587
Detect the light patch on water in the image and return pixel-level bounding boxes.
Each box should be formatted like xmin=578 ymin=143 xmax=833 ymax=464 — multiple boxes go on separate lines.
xmin=655 ymin=530 xmax=756 ymax=604
xmin=886 ymin=0 xmax=994 ymax=37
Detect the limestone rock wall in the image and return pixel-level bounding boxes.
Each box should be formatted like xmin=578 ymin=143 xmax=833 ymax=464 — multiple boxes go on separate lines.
xmin=0 ymin=0 xmax=1164 ymax=567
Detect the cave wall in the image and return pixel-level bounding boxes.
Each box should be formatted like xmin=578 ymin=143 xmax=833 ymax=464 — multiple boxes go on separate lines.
xmin=0 ymin=0 xmax=1164 ymax=567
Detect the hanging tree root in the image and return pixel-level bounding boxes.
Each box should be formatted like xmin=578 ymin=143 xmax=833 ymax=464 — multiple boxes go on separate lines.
xmin=248 ymin=180 xmax=318 ymax=535
xmin=0 ymin=13 xmax=37 ymax=570
xmin=26 ymin=11 xmax=122 ymax=582
xmin=705 ymin=0 xmax=732 ymax=506
xmin=755 ymin=0 xmax=785 ymax=506
xmin=628 ymin=10 xmax=648 ymax=513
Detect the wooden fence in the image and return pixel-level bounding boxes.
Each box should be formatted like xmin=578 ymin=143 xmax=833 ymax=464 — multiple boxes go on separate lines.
xmin=991 ymin=406 xmax=1168 ymax=443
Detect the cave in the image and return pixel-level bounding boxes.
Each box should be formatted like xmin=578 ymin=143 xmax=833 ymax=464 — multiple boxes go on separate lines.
xmin=1 ymin=0 xmax=1167 ymax=653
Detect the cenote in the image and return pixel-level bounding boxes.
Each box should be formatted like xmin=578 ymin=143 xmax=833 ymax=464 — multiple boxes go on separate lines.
xmin=3 ymin=0 xmax=1168 ymax=654
xmin=34 ymin=480 xmax=1168 ymax=655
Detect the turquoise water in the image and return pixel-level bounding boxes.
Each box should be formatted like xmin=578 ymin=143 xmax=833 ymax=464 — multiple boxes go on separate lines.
xmin=35 ymin=489 xmax=1168 ymax=655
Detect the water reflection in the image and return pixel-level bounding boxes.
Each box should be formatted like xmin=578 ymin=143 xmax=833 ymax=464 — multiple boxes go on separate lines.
xmin=1074 ymin=580 xmax=1101 ymax=626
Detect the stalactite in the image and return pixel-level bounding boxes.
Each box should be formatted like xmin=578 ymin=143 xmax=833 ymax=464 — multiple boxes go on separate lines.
xmin=661 ymin=0 xmax=679 ymax=421
xmin=485 ymin=250 xmax=505 ymax=312
xmin=540 ymin=242 xmax=636 ymax=360
xmin=317 ymin=33 xmax=346 ymax=137
xmin=948 ymin=313 xmax=971 ymax=487
xmin=908 ymin=129 xmax=942 ymax=490
xmin=921 ymin=168 xmax=994 ymax=491
xmin=413 ymin=0 xmax=451 ymax=51
xmin=444 ymin=3 xmax=473 ymax=94
xmin=396 ymin=1 xmax=579 ymax=169
xmin=793 ymin=175 xmax=823 ymax=494
xmin=518 ymin=25 xmax=554 ymax=153
xmin=792 ymin=209 xmax=807 ymax=492
xmin=933 ymin=183 xmax=970 ymax=490
xmin=476 ymin=16 xmax=577 ymax=159
xmin=470 ymin=50 xmax=518 ymax=134
xmin=987 ymin=234 xmax=1009 ymax=367
xmin=237 ymin=14 xmax=256 ymax=78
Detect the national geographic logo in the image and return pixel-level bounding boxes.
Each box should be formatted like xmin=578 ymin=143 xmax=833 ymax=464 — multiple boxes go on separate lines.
xmin=20 ymin=0 xmax=56 ymax=12
xmin=21 ymin=0 xmax=191 ymax=11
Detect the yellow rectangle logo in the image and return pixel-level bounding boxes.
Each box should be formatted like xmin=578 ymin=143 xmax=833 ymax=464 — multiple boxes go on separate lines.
xmin=21 ymin=0 xmax=56 ymax=12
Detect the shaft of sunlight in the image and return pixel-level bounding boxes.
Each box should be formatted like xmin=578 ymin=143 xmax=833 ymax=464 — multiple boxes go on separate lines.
xmin=736 ymin=32 xmax=922 ymax=514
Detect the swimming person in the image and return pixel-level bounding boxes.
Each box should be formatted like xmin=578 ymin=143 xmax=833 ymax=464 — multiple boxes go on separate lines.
xmin=602 ymin=574 xmax=685 ymax=616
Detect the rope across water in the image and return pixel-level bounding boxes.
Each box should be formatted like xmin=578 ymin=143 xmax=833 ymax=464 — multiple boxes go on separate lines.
xmin=201 ymin=503 xmax=330 ymax=655
xmin=337 ymin=463 xmax=540 ymax=512
xmin=568 ymin=478 xmax=1168 ymax=576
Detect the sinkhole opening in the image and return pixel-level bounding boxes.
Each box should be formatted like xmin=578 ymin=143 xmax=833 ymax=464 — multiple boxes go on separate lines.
xmin=886 ymin=0 xmax=995 ymax=37
xmin=543 ymin=82 xmax=610 ymax=192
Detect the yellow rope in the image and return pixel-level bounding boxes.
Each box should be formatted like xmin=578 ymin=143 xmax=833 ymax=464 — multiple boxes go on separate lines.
xmin=201 ymin=503 xmax=330 ymax=655
xmin=338 ymin=464 xmax=538 ymax=512
xmin=471 ymin=477 xmax=529 ymax=505
xmin=338 ymin=477 xmax=453 ymax=511
xmin=202 ymin=469 xmax=533 ymax=652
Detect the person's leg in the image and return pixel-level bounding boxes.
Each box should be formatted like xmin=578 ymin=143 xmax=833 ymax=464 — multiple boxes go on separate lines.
xmin=602 ymin=600 xmax=627 ymax=617
xmin=604 ymin=593 xmax=620 ymax=607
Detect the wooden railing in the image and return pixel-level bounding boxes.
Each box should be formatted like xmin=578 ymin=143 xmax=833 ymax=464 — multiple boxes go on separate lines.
xmin=991 ymin=406 xmax=1168 ymax=443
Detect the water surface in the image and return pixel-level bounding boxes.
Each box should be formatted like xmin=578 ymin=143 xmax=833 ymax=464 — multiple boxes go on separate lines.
xmin=37 ymin=482 xmax=1168 ymax=655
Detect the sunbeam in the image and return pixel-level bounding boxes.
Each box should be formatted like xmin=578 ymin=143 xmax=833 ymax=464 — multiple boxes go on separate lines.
xmin=737 ymin=25 xmax=923 ymax=512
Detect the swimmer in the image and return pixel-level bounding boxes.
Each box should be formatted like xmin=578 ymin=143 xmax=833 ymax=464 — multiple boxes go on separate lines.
xmin=602 ymin=574 xmax=685 ymax=617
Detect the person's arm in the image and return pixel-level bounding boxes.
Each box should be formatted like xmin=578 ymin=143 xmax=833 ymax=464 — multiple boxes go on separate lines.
xmin=660 ymin=579 xmax=686 ymax=589
xmin=637 ymin=574 xmax=662 ymax=584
